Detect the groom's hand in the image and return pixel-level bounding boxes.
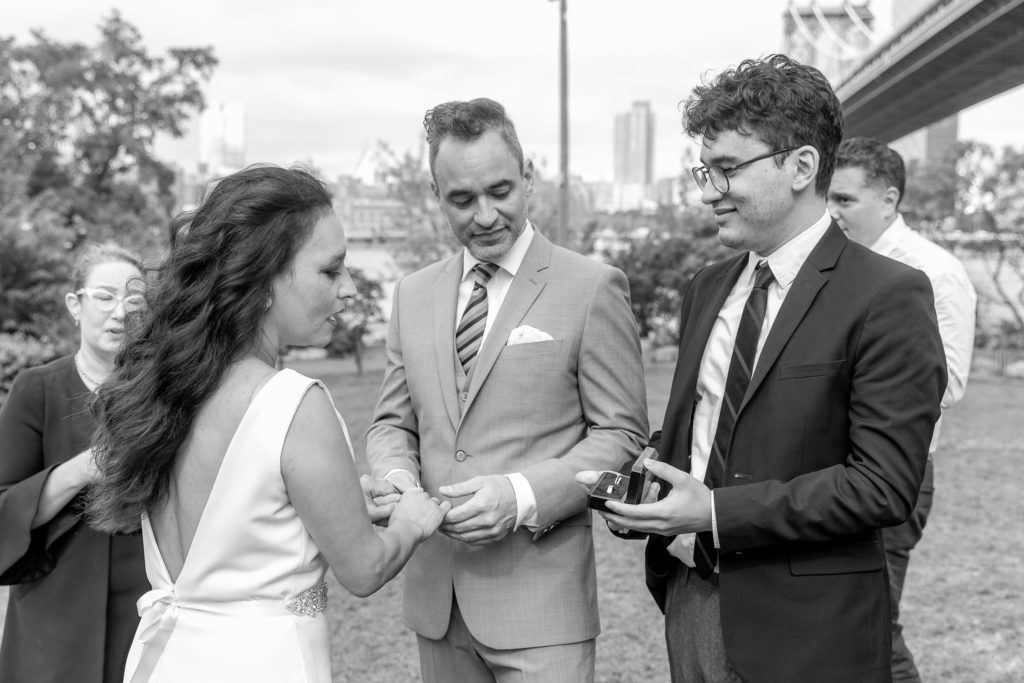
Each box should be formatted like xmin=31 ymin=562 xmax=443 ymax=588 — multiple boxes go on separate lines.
xmin=359 ymin=475 xmax=401 ymax=525
xmin=438 ymin=475 xmax=517 ymax=545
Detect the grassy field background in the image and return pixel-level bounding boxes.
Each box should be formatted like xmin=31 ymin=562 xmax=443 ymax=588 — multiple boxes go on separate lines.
xmin=2 ymin=349 xmax=1021 ymax=681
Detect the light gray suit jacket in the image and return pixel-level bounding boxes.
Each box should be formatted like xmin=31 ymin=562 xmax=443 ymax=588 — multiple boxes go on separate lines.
xmin=367 ymin=230 xmax=649 ymax=649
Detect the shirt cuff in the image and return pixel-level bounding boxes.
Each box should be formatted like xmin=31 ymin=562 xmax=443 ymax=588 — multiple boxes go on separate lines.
xmin=383 ymin=469 xmax=420 ymax=490
xmin=667 ymin=534 xmax=696 ymax=567
xmin=711 ymin=490 xmax=721 ymax=548
xmin=505 ymin=473 xmax=536 ymax=530
xmin=666 ymin=494 xmax=719 ymax=569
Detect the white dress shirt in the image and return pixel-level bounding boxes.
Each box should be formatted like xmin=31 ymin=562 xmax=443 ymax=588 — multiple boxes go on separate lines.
xmin=456 ymin=223 xmax=540 ymax=529
xmin=870 ymin=215 xmax=976 ymax=454
xmin=669 ymin=211 xmax=833 ymax=567
xmin=389 ymin=223 xmax=540 ymax=529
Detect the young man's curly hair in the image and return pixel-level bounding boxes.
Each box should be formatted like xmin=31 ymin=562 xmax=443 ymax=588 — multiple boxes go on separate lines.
xmin=683 ymin=53 xmax=844 ymax=195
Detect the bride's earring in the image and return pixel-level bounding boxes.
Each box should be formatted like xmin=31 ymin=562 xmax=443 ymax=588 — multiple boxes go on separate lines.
xmin=264 ymin=297 xmax=273 ymax=311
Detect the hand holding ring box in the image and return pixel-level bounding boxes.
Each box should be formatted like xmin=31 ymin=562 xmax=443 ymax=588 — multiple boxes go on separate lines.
xmin=586 ymin=446 xmax=659 ymax=512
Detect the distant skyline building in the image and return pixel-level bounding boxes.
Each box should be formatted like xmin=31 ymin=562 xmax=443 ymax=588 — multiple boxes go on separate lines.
xmin=614 ymin=100 xmax=654 ymax=185
xmin=613 ymin=100 xmax=655 ymax=211
xmin=199 ymin=101 xmax=246 ymax=176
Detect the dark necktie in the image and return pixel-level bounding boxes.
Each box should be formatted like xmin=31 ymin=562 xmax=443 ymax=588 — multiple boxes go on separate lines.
xmin=455 ymin=262 xmax=499 ymax=372
xmin=694 ymin=260 xmax=775 ymax=579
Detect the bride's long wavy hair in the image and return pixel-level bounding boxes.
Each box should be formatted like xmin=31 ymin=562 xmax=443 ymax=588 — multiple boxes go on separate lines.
xmin=87 ymin=165 xmax=333 ymax=532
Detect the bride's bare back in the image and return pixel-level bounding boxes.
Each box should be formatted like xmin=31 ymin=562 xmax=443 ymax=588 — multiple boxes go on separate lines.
xmin=149 ymin=358 xmax=276 ymax=583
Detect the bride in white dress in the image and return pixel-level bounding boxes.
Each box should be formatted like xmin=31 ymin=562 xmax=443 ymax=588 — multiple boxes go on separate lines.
xmin=86 ymin=166 xmax=449 ymax=682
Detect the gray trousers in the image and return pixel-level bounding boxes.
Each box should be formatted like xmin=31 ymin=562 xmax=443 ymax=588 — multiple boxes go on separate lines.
xmin=665 ymin=566 xmax=743 ymax=683
xmin=417 ymin=594 xmax=595 ymax=683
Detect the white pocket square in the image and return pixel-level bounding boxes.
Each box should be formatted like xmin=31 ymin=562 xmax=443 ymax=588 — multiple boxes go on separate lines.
xmin=507 ymin=325 xmax=554 ymax=345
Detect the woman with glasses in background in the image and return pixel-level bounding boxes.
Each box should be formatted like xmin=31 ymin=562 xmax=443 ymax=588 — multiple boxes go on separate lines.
xmin=0 ymin=242 xmax=150 ymax=683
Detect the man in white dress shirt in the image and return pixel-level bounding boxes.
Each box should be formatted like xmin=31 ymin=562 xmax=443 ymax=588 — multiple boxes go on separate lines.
xmin=829 ymin=136 xmax=977 ymax=683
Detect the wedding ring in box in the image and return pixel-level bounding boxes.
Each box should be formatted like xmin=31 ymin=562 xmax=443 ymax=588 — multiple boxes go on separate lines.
xmin=586 ymin=446 xmax=659 ymax=512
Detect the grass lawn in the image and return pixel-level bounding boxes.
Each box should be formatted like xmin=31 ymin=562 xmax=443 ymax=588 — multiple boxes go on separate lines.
xmin=306 ymin=351 xmax=1024 ymax=683
xmin=2 ymin=350 xmax=1021 ymax=681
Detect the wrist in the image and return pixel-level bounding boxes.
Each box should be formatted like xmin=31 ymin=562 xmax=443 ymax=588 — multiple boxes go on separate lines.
xmin=384 ymin=469 xmax=420 ymax=492
xmin=388 ymin=517 xmax=427 ymax=544
xmin=53 ymin=456 xmax=91 ymax=491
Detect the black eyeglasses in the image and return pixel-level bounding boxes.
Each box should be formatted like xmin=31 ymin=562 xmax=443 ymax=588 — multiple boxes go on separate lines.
xmin=691 ymin=147 xmax=798 ymax=194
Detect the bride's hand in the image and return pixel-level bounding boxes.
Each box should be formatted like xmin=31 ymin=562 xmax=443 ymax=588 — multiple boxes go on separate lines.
xmin=390 ymin=489 xmax=451 ymax=540
xmin=360 ymin=475 xmax=400 ymax=526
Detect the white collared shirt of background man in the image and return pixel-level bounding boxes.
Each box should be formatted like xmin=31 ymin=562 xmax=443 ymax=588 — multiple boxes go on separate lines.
xmin=870 ymin=214 xmax=976 ymax=453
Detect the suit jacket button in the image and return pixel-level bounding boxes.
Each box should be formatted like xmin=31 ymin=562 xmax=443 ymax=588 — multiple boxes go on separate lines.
xmin=461 ymin=392 xmax=468 ymax=401
xmin=455 ymin=450 xmax=467 ymax=462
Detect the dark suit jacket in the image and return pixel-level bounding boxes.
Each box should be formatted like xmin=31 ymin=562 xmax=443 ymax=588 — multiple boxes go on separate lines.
xmin=647 ymin=223 xmax=947 ymax=683
xmin=0 ymin=355 xmax=147 ymax=683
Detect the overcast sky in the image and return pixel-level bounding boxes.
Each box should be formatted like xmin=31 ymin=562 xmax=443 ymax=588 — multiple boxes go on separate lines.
xmin=3 ymin=0 xmax=1022 ymax=182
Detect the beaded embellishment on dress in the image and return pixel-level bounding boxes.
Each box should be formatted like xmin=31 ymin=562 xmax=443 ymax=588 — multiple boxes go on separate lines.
xmin=285 ymin=582 xmax=328 ymax=617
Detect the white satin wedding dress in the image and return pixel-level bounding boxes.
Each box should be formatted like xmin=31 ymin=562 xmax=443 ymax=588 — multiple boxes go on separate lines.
xmin=123 ymin=369 xmax=349 ymax=683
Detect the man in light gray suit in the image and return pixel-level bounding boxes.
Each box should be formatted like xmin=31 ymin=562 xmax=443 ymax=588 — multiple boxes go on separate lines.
xmin=365 ymin=98 xmax=649 ymax=683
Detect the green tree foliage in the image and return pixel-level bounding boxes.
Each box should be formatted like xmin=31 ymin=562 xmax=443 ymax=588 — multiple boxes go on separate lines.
xmin=527 ymin=167 xmax=596 ymax=251
xmin=955 ymin=143 xmax=1024 ymax=335
xmin=3 ymin=12 xmax=216 ymax=249
xmin=606 ymin=207 xmax=732 ymax=343
xmin=0 ymin=217 xmax=74 ymax=339
xmin=0 ymin=333 xmax=60 ymax=406
xmin=327 ymin=267 xmax=385 ymax=375
xmin=371 ymin=139 xmax=458 ymax=272
xmin=0 ymin=11 xmax=216 ymax=345
xmin=903 ymin=156 xmax=958 ymax=227
xmin=905 ymin=141 xmax=1024 ymax=344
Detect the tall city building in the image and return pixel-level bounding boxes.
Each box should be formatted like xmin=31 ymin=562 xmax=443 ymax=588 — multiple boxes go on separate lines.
xmin=199 ymin=102 xmax=246 ymax=176
xmin=613 ymin=101 xmax=654 ymax=211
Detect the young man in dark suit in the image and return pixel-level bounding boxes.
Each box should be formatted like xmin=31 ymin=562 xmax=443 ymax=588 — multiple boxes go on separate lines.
xmin=580 ymin=54 xmax=947 ymax=683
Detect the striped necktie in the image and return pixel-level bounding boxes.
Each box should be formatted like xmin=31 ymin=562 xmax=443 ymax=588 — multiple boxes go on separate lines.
xmin=456 ymin=262 xmax=500 ymax=372
xmin=694 ymin=260 xmax=775 ymax=580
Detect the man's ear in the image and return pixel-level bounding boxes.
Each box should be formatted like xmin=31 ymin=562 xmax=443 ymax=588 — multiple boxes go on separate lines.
xmin=523 ymin=159 xmax=535 ymax=195
xmin=882 ymin=186 xmax=901 ymax=219
xmin=791 ymin=146 xmax=819 ymax=193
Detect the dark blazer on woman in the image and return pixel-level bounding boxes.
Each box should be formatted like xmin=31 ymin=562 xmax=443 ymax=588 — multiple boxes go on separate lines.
xmin=0 ymin=355 xmax=147 ymax=683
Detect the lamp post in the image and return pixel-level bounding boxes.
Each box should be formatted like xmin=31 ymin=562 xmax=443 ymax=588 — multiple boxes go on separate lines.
xmin=551 ymin=0 xmax=569 ymax=248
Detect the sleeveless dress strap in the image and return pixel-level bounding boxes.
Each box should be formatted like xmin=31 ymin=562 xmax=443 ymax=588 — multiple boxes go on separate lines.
xmin=272 ymin=369 xmax=355 ymax=460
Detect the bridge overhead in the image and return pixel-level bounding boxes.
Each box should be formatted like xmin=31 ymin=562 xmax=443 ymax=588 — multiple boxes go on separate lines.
xmin=836 ymin=0 xmax=1024 ymax=142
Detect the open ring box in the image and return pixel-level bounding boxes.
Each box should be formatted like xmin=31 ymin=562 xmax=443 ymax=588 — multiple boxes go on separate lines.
xmin=586 ymin=446 xmax=659 ymax=513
